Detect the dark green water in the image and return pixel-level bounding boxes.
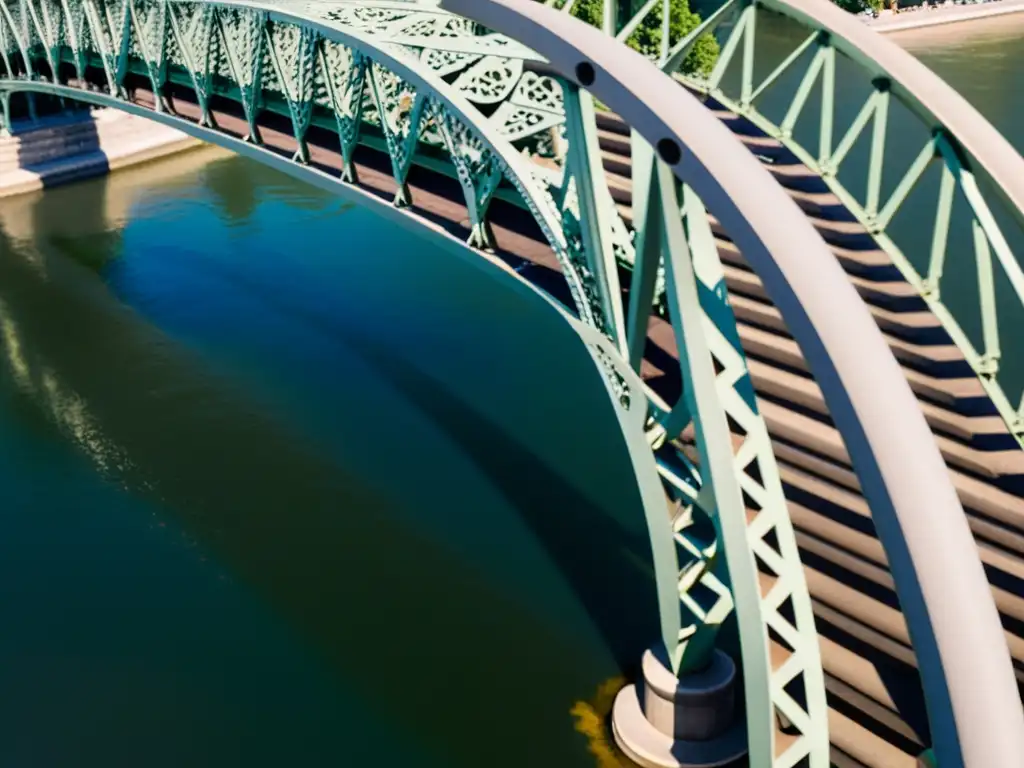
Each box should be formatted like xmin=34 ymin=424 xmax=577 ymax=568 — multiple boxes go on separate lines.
xmin=0 ymin=151 xmax=660 ymax=766
xmin=0 ymin=21 xmax=1019 ymax=768
xmin=897 ymin=19 xmax=1024 ymax=153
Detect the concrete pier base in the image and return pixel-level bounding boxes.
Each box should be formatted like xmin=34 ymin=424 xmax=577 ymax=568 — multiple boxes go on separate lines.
xmin=611 ymin=649 xmax=748 ymax=768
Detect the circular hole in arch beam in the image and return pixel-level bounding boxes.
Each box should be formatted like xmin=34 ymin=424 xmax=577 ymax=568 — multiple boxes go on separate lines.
xmin=575 ymin=61 xmax=596 ymax=87
xmin=657 ymin=139 xmax=682 ymax=166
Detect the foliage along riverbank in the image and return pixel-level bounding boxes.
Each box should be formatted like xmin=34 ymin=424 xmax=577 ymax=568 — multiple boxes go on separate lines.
xmin=533 ymin=0 xmax=720 ymax=75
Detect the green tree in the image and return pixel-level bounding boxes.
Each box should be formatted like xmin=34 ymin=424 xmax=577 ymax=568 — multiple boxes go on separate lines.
xmin=538 ymin=0 xmax=719 ymax=76
xmin=832 ymin=0 xmax=883 ymax=11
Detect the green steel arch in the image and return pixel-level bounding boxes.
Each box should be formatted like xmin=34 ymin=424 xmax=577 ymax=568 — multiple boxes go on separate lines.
xmin=0 ymin=1 xmax=1020 ymax=767
xmin=556 ymin=0 xmax=1024 ymax=452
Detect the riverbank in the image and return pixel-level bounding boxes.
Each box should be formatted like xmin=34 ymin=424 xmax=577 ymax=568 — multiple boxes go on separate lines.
xmin=865 ymin=0 xmax=1024 ymax=32
xmin=0 ymin=109 xmax=201 ymax=200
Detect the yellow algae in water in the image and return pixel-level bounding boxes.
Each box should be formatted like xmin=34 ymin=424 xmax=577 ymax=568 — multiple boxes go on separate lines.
xmin=570 ymin=676 xmax=632 ymax=768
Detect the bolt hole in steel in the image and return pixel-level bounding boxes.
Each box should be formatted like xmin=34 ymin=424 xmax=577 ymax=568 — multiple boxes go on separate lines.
xmin=657 ymin=139 xmax=682 ymax=166
xmin=575 ymin=61 xmax=596 ymax=87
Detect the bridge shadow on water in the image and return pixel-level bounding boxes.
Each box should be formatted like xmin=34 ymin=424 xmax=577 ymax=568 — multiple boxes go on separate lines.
xmin=130 ymin=221 xmax=663 ymax=675
xmin=0 ymin=209 xmax=660 ymax=766
xmin=338 ymin=321 xmax=662 ymax=675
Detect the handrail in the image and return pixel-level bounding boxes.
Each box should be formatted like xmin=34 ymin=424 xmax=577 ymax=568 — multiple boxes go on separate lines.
xmin=440 ymin=1 xmax=1024 ymax=767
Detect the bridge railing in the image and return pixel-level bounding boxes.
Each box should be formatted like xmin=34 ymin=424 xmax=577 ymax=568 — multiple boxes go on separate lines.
xmin=550 ymin=0 xmax=1024 ymax=447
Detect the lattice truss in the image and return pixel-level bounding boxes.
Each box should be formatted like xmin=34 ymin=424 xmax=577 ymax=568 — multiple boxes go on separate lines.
xmin=670 ymin=0 xmax=1024 ymax=450
xmin=0 ymin=1 xmax=827 ymax=764
xmin=0 ymin=0 xmax=642 ymax=336
xmin=682 ymin=261 xmax=829 ymax=768
xmin=619 ymin=157 xmax=828 ymax=766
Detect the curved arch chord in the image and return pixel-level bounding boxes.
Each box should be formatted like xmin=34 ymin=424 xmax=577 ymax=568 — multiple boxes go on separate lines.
xmin=0 ymin=73 xmax=679 ymax=647
xmin=438 ymin=1 xmax=1024 ymax=768
xmin=0 ymin=78 xmax=716 ymax=755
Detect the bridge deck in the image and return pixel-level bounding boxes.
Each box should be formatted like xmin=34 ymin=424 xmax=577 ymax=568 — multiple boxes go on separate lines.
xmin=596 ymin=107 xmax=1024 ymax=767
xmin=100 ymin=77 xmax=1024 ymax=766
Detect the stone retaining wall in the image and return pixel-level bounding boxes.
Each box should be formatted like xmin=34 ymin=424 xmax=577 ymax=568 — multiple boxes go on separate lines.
xmin=0 ymin=108 xmax=200 ymax=199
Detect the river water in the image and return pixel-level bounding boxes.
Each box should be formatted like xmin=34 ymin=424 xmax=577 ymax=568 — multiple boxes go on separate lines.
xmin=0 ymin=150 xmax=661 ymax=765
xmin=0 ymin=20 xmax=1020 ymax=768
xmin=891 ymin=16 xmax=1024 ymax=153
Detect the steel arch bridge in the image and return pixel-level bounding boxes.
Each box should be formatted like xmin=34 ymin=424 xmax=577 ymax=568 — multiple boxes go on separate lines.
xmin=0 ymin=0 xmax=1022 ymax=766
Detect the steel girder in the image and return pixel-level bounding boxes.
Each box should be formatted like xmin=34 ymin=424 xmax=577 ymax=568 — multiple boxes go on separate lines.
xmin=570 ymin=0 xmax=1024 ymax=453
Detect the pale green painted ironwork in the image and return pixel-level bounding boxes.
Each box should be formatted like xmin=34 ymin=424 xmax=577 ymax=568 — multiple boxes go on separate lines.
xmin=562 ymin=85 xmax=628 ymax=354
xmin=635 ymin=140 xmax=828 ymax=766
xmin=552 ymin=3 xmax=1024 ymax=762
xmin=445 ymin=1 xmax=1024 ymax=766
xmin=615 ymin=0 xmax=1024 ymax=447
xmin=0 ymin=1 xmax=828 ymax=765
xmin=537 ymin=5 xmax=830 ymax=763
